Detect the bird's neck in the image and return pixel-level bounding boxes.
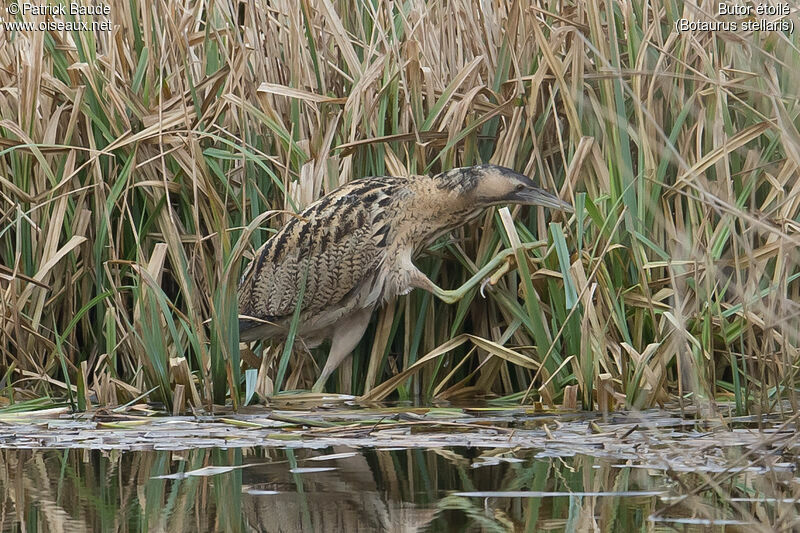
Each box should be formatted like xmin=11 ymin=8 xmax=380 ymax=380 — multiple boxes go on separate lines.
xmin=394 ymin=180 xmax=483 ymax=251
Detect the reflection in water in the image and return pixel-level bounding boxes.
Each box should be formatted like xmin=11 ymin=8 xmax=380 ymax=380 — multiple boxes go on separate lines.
xmin=0 ymin=445 xmax=797 ymax=532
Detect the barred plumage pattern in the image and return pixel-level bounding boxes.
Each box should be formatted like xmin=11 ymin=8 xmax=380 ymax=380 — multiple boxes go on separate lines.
xmin=237 ymin=164 xmax=572 ymax=390
xmin=238 ymin=176 xmax=409 ymax=341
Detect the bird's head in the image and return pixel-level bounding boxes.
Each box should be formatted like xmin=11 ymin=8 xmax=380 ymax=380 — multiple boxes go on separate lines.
xmin=434 ymin=164 xmax=573 ymax=212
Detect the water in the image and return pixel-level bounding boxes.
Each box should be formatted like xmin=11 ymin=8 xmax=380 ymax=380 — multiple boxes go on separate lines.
xmin=0 ymin=445 xmax=796 ymax=532
xmin=1 ymin=407 xmax=798 ymax=531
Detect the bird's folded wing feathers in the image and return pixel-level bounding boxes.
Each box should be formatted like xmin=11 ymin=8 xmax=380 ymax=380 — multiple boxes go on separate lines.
xmin=238 ymin=178 xmax=399 ymax=325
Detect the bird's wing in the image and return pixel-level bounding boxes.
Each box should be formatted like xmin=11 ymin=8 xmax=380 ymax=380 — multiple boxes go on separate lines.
xmin=238 ymin=177 xmax=403 ymax=327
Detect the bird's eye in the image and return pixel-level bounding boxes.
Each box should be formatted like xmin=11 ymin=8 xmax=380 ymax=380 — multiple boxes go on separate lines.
xmin=515 ymin=183 xmax=525 ymax=191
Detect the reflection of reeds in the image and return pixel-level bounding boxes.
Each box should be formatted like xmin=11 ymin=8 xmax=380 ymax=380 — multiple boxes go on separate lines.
xmin=1 ymin=1 xmax=799 ymax=411
xmin=2 ymin=445 xmax=798 ymax=531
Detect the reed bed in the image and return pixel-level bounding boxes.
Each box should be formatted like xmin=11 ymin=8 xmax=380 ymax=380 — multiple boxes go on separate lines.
xmin=1 ymin=0 xmax=798 ymax=414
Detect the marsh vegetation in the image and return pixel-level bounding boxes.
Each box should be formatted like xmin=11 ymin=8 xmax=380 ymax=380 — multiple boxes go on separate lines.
xmin=1 ymin=1 xmax=799 ymax=415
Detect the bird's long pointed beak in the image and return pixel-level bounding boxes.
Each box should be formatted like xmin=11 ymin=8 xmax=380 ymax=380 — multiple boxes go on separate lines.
xmin=513 ymin=186 xmax=574 ymax=212
xmin=498 ymin=167 xmax=574 ymax=212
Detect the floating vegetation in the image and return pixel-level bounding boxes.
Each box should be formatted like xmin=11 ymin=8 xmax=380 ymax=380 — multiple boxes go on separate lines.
xmin=1 ymin=407 xmax=799 ymax=531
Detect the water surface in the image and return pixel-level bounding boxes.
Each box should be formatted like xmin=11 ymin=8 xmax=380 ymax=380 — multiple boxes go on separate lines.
xmin=1 ymin=407 xmax=798 ymax=531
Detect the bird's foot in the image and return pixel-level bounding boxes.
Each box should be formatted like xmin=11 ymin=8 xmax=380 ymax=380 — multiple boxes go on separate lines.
xmin=480 ymin=277 xmax=491 ymax=298
xmin=430 ymin=241 xmax=545 ymax=304
xmin=480 ymin=256 xmax=516 ymax=297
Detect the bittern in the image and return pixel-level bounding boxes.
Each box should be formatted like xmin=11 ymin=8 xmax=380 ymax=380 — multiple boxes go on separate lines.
xmin=238 ymin=164 xmax=572 ymax=391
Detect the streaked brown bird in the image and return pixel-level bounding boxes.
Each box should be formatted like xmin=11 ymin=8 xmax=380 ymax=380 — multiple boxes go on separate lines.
xmin=238 ymin=164 xmax=572 ymax=391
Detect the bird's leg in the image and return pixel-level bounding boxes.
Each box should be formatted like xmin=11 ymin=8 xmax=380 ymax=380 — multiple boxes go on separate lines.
xmin=311 ymin=307 xmax=373 ymax=393
xmin=409 ymin=241 xmax=544 ymax=304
